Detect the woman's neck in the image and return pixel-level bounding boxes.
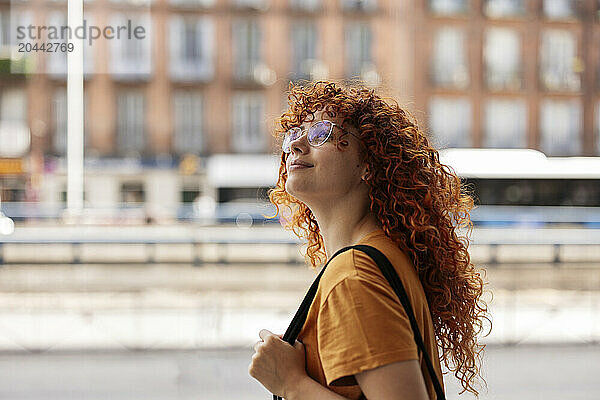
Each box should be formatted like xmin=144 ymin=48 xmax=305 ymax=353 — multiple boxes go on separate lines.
xmin=311 ymin=200 xmax=382 ymax=260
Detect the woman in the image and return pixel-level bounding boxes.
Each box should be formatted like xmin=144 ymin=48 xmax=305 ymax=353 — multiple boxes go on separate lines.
xmin=249 ymin=81 xmax=490 ymax=399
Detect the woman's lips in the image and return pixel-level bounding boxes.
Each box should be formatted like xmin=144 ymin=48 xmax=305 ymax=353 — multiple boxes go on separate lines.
xmin=289 ymin=164 xmax=313 ymax=170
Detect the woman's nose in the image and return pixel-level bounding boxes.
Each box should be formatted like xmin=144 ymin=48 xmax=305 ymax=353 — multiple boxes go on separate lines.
xmin=289 ymin=131 xmax=309 ymax=154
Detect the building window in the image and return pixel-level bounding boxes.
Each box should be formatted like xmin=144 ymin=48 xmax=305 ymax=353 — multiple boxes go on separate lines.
xmin=9 ymin=11 xmax=33 ymax=72
xmin=540 ymin=30 xmax=580 ymax=92
xmin=290 ymin=0 xmax=320 ymax=11
xmin=109 ymin=0 xmax=152 ymax=5
xmin=540 ymin=98 xmax=581 ymax=156
xmin=173 ymin=91 xmax=204 ymax=154
xmin=0 ymin=87 xmax=28 ymax=158
xmin=430 ymin=27 xmax=469 ymax=89
xmin=483 ymin=98 xmax=527 ymax=148
xmin=109 ymin=13 xmax=152 ymax=80
xmin=232 ymin=19 xmax=262 ymax=82
xmin=428 ymin=96 xmax=472 ymax=148
xmin=428 ymin=0 xmax=468 ymax=15
xmin=291 ymin=21 xmax=318 ymax=81
xmin=598 ymin=51 xmax=600 ymax=90
xmin=52 ymin=88 xmax=67 ymax=155
xmin=543 ymin=0 xmax=577 ymax=20
xmin=0 ymin=88 xmax=26 ymax=122
xmin=232 ymin=92 xmax=266 ymax=153
xmin=340 ymin=0 xmax=376 ymax=12
xmin=484 ymin=28 xmax=522 ymax=91
xmin=121 ymin=182 xmax=145 ymax=204
xmin=169 ymin=16 xmax=214 ymax=82
xmin=116 ymin=91 xmax=146 ymax=155
xmin=344 ymin=22 xmax=373 ymax=79
xmin=46 ymin=12 xmax=68 ymax=78
xmin=231 ymin=0 xmax=268 ymax=10
xmin=597 ymin=102 xmax=600 ymax=155
xmin=0 ymin=11 xmax=11 ymax=49
xmin=46 ymin=12 xmax=94 ymax=78
xmin=484 ymin=0 xmax=526 ymax=18
xmin=52 ymin=88 xmax=90 ymax=156
xmin=169 ymin=0 xmax=214 ymax=7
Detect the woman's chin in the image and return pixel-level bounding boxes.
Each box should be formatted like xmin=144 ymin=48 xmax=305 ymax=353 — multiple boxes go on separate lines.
xmin=285 ymin=182 xmax=311 ymax=202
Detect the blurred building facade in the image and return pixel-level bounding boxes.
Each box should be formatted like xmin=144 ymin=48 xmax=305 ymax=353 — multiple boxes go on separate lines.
xmin=0 ymin=0 xmax=598 ymax=220
xmin=418 ymin=0 xmax=599 ymax=158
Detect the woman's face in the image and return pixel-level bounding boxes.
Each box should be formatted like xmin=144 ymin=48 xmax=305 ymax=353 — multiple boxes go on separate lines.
xmin=284 ymin=110 xmax=366 ymax=205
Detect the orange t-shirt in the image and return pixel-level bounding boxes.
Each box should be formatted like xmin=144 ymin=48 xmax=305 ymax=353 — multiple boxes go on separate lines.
xmin=298 ymin=228 xmax=444 ymax=400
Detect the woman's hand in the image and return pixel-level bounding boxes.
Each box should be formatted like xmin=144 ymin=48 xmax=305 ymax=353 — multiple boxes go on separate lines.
xmin=248 ymin=329 xmax=307 ymax=398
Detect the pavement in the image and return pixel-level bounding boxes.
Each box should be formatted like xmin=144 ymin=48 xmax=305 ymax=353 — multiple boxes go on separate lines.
xmin=3 ymin=345 xmax=600 ymax=400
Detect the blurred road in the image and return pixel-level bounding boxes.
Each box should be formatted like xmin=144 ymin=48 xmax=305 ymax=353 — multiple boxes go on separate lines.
xmin=1 ymin=228 xmax=599 ymax=399
xmin=0 ymin=263 xmax=599 ymax=350
xmin=1 ymin=223 xmax=599 ymax=400
xmin=1 ymin=344 xmax=599 ymax=400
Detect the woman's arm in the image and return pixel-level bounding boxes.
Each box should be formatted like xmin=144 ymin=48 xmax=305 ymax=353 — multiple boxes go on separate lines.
xmin=285 ymin=375 xmax=350 ymax=400
xmin=288 ymin=359 xmax=430 ymax=400
xmin=354 ymin=359 xmax=430 ymax=400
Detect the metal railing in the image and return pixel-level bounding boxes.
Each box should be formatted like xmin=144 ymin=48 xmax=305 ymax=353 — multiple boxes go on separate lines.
xmin=1 ymin=226 xmax=599 ymax=265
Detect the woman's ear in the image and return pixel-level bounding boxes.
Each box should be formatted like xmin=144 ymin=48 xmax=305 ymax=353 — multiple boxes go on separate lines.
xmin=360 ymin=164 xmax=369 ymax=182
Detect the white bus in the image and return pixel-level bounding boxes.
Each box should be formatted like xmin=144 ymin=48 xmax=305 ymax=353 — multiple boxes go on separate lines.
xmin=439 ymin=148 xmax=600 ymax=227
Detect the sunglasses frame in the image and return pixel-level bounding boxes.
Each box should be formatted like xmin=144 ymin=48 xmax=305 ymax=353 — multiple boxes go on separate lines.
xmin=282 ymin=119 xmax=358 ymax=153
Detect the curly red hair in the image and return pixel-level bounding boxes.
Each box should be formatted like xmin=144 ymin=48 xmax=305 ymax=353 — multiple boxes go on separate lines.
xmin=268 ymin=81 xmax=491 ymax=396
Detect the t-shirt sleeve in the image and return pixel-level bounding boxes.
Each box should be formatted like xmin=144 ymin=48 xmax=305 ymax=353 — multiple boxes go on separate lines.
xmin=317 ymin=275 xmax=419 ymax=387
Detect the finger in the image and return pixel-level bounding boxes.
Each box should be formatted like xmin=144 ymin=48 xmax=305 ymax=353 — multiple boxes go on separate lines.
xmin=253 ymin=340 xmax=262 ymax=352
xmin=259 ymin=329 xmax=274 ymax=341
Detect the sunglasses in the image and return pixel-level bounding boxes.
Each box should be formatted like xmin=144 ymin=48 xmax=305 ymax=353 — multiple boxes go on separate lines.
xmin=282 ymin=120 xmax=359 ymax=153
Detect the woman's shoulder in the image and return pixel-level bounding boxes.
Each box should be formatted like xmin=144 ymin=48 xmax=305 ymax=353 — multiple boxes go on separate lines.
xmin=319 ymin=235 xmax=420 ymax=303
xmin=319 ymin=250 xmax=359 ymax=300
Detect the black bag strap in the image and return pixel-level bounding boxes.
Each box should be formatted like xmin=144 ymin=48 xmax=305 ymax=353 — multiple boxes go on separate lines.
xmin=273 ymin=244 xmax=445 ymax=400
xmin=273 ymin=245 xmax=355 ymax=400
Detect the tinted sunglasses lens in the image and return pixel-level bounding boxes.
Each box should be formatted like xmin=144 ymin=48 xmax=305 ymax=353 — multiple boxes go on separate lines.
xmin=282 ymin=128 xmax=302 ymax=152
xmin=308 ymin=121 xmax=332 ymax=146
